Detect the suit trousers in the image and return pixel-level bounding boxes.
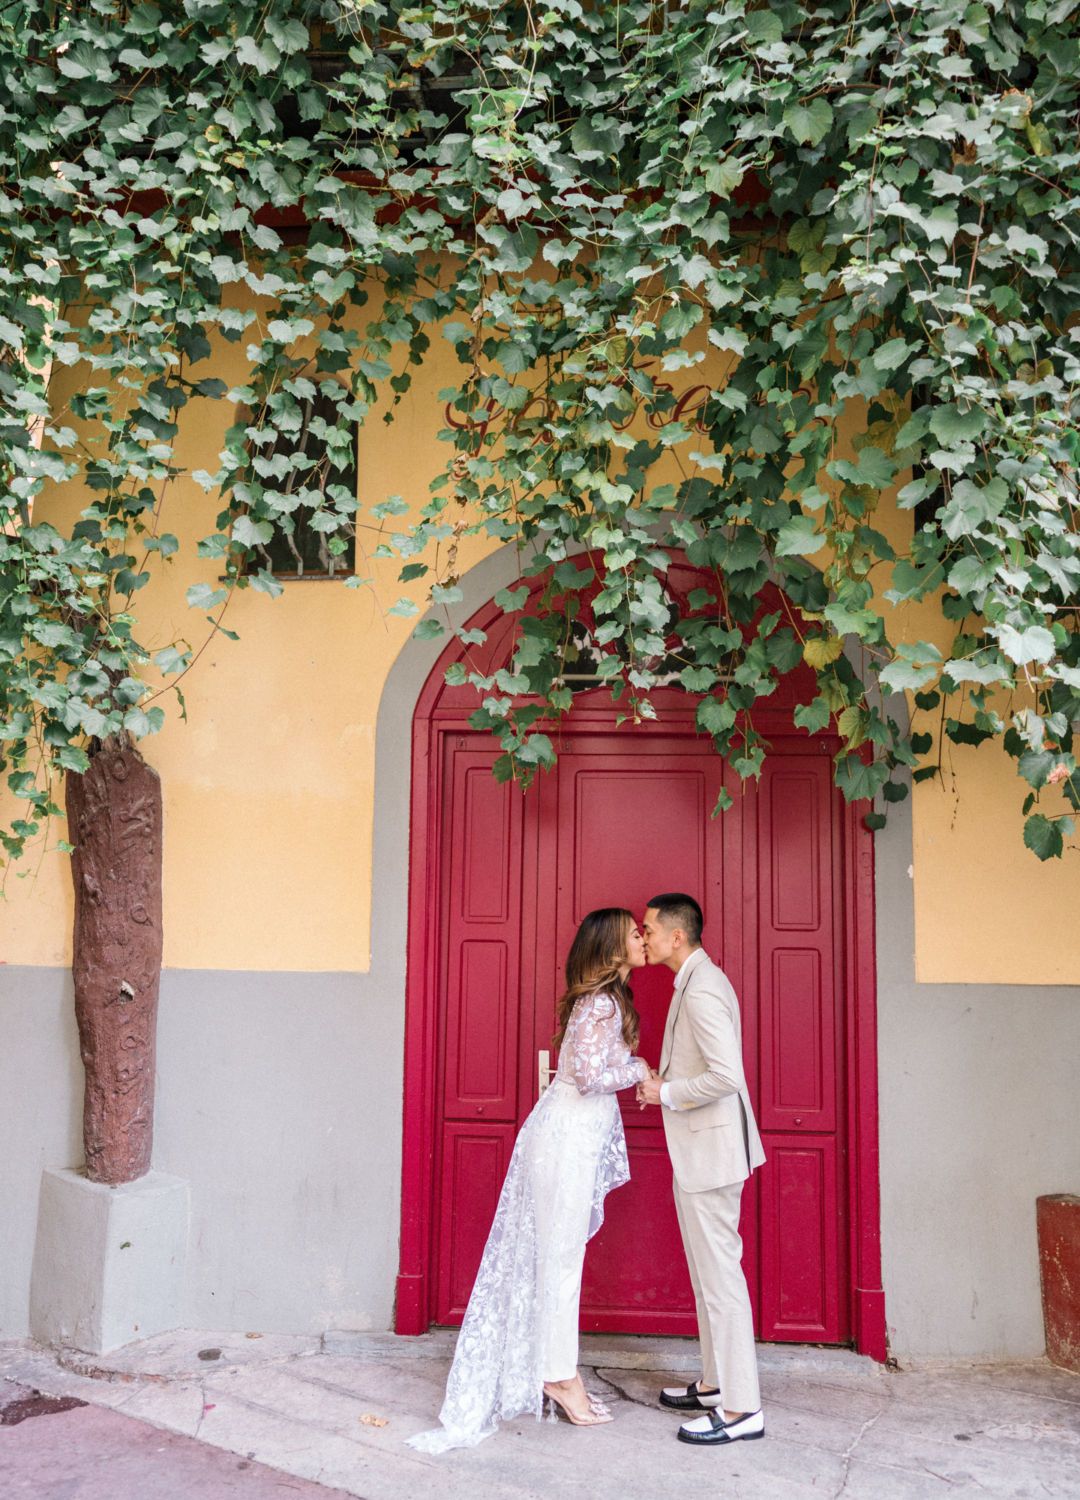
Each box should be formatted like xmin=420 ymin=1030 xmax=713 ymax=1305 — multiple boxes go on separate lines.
xmin=529 ymin=1082 xmax=605 ymax=1381
xmin=673 ymin=1175 xmax=760 ymax=1413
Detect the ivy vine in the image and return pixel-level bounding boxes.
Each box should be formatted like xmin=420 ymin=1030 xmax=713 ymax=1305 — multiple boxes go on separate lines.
xmin=2 ymin=0 xmax=1079 ymax=869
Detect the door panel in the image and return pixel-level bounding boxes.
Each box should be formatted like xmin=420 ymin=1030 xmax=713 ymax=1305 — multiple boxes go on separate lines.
xmin=451 ymin=941 xmax=510 ymax=1103
xmin=571 ymin=769 xmax=707 ymax=923
xmin=441 ymin=752 xmax=523 ymax=1123
xmin=759 ymin=1136 xmax=840 ymax=1341
xmin=550 ymin=747 xmax=729 ymax=1102
xmin=461 ymin=766 xmax=512 ymax=921
xmin=756 ymin=752 xmax=845 ymax=1343
xmin=580 ymin=1136 xmax=696 ymax=1331
xmin=434 ymin=746 xmax=527 ymax=1326
xmin=758 ymin=758 xmax=838 ymax=1137
xmin=771 ymin=949 xmax=823 ymax=1112
xmin=769 ymin=773 xmax=820 ymax=930
xmin=552 ymin=745 xmax=729 ymax=1331
xmin=437 ymin=1124 xmax=517 ymax=1320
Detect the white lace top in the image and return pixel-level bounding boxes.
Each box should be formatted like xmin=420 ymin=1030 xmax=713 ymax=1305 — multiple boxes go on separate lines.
xmin=556 ymin=993 xmax=650 ymax=1095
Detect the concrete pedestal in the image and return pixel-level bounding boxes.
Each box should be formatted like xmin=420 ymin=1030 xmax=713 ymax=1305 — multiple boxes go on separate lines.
xmin=29 ymin=1168 xmax=188 ymax=1355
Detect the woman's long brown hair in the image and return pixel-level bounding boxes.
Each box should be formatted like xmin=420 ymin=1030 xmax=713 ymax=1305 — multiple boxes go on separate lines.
xmin=553 ymin=907 xmax=640 ymax=1053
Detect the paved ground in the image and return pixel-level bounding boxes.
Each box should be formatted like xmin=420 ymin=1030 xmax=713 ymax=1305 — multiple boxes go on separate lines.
xmin=0 ymin=1378 xmax=355 ymax=1498
xmin=2 ymin=1331 xmax=1078 ymax=1499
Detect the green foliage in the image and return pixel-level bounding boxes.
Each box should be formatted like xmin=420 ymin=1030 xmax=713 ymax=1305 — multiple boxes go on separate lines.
xmin=1024 ymin=812 xmax=1074 ymax=862
xmin=2 ymin=0 xmax=1080 ymax=865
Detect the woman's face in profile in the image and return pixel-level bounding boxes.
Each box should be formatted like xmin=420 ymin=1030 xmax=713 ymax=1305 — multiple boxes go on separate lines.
xmin=624 ymin=922 xmax=647 ymax=972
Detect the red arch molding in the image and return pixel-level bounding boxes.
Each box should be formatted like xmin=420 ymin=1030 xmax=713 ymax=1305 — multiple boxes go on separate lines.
xmin=394 ymin=563 xmax=887 ymax=1362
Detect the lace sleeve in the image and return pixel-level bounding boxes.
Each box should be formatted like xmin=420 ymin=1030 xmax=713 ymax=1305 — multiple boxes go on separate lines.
xmin=564 ymin=996 xmax=650 ymax=1096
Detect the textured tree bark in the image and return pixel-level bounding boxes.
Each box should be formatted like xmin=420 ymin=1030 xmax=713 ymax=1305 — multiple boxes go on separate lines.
xmin=66 ymin=741 xmax=163 ymax=1185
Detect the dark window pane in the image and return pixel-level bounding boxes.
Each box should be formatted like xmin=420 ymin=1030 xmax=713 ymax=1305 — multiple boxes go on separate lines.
xmin=910 ymin=383 xmax=944 ymax=534
xmin=246 ymin=388 xmax=358 ymax=578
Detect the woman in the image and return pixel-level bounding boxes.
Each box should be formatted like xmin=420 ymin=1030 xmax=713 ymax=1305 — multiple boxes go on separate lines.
xmin=406 ymin=908 xmax=650 ymax=1453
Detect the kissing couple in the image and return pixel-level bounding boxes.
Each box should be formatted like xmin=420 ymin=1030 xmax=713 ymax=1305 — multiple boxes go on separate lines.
xmin=407 ymin=893 xmax=767 ymax=1455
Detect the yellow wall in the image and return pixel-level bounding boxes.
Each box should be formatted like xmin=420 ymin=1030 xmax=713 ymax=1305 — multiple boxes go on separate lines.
xmin=4 ymin=285 xmax=1080 ymax=981
xmin=2 ymin=283 xmax=501 ymax=970
xmin=889 ymin=583 xmax=1080 ymax=986
xmin=814 ymin=413 xmax=1080 ymax=985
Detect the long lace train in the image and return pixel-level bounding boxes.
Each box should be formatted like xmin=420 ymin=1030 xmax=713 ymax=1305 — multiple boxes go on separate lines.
xmin=406 ymin=995 xmax=647 ymax=1454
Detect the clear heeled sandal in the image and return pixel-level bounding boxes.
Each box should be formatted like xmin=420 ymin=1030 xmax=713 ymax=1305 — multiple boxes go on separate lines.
xmin=542 ymin=1383 xmax=614 ymax=1426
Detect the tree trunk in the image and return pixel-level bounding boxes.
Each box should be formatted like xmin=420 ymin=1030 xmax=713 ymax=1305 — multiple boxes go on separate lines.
xmin=66 ymin=741 xmax=163 ymax=1185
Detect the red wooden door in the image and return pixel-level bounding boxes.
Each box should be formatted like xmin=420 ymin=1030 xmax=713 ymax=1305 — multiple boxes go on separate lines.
xmin=430 ymin=726 xmax=849 ymax=1342
xmin=756 ymin=753 xmax=847 ymax=1343
xmin=433 ymin=744 xmax=534 ymax=1324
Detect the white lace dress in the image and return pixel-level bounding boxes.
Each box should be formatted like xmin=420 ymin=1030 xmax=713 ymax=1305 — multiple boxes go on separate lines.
xmin=406 ymin=993 xmax=649 ymax=1454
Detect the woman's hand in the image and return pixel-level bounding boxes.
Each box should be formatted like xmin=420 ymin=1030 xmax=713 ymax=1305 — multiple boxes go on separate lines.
xmin=636 ymin=1067 xmax=662 ymax=1109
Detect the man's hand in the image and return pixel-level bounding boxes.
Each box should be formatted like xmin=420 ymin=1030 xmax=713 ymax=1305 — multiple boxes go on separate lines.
xmin=637 ymin=1073 xmax=664 ymax=1109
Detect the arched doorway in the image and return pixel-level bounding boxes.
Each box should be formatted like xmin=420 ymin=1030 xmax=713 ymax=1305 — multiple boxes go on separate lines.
xmin=396 ymin=559 xmax=886 ymax=1359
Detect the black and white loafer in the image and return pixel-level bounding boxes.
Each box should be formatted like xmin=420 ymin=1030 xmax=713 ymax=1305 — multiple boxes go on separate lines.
xmin=659 ymin=1381 xmax=725 ymax=1411
xmin=677 ymin=1408 xmax=765 ymax=1445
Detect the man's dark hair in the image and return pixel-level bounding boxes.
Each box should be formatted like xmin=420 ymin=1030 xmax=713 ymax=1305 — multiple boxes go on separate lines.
xmin=647 ymin=892 xmax=703 ymax=946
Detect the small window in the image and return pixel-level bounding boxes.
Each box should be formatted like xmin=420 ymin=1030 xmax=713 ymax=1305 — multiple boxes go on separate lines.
xmin=245 ymin=388 xmax=358 ymax=579
xmin=908 ymin=384 xmax=945 ymax=535
xmin=540 ymin=599 xmax=739 ymax=694
xmin=556 ymin=608 xmax=694 ymax=692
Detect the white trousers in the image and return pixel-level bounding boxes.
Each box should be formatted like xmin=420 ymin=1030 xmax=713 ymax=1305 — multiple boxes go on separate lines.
xmin=673 ymin=1175 xmax=761 ymax=1413
xmin=538 ymin=1233 xmax=588 ymax=1381
xmin=529 ymin=1082 xmax=606 ymax=1382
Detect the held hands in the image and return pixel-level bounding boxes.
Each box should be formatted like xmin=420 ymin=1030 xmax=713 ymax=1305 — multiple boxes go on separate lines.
xmin=636 ymin=1068 xmax=663 ymax=1110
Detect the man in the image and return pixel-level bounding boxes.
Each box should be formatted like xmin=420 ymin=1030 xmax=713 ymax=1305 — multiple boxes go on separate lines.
xmin=637 ymin=892 xmax=766 ymax=1446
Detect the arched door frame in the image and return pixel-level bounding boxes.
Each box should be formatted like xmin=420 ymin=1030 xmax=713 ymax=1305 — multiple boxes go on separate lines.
xmin=392 ymin=556 xmax=887 ymax=1360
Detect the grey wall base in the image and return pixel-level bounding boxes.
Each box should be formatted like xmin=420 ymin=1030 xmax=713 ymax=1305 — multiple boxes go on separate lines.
xmin=0 ymin=968 xmax=404 ymax=1342
xmin=29 ymin=1167 xmax=188 ymax=1355
xmin=874 ymin=783 xmax=1080 ymax=1361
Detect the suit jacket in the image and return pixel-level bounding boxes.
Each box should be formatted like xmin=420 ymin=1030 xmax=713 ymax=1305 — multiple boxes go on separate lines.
xmin=658 ymin=948 xmax=766 ymax=1193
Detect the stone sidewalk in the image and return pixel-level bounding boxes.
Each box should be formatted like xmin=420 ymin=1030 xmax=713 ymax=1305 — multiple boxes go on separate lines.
xmin=2 ymin=1330 xmax=1079 ymax=1499
xmin=0 ymin=1378 xmax=357 ymax=1499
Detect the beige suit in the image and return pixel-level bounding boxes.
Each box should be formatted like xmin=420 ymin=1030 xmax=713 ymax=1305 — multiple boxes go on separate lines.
xmin=659 ymin=947 xmax=765 ymax=1411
